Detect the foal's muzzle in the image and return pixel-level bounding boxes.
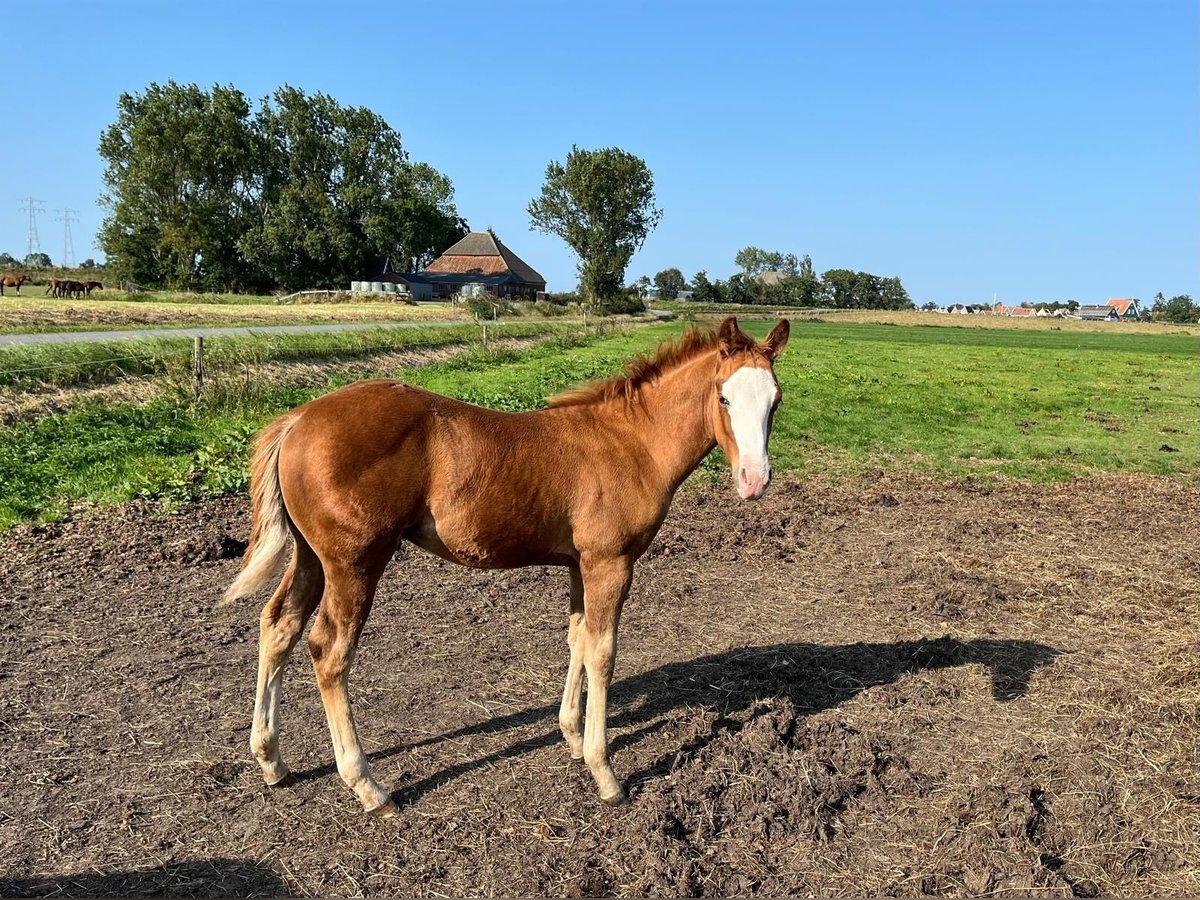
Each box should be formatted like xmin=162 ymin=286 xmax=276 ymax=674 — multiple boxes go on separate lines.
xmin=736 ymin=462 xmax=770 ymax=501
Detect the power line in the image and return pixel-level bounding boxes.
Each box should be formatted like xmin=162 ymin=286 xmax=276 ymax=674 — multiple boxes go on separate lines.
xmin=17 ymin=196 xmax=46 ymax=260
xmin=56 ymin=207 xmax=79 ymax=268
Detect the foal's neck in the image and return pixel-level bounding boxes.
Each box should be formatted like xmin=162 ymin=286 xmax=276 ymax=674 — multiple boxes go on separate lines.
xmin=634 ymin=350 xmax=720 ymax=490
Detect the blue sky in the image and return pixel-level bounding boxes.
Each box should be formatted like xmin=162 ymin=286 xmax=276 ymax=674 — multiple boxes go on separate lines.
xmin=1 ymin=0 xmax=1195 ymax=305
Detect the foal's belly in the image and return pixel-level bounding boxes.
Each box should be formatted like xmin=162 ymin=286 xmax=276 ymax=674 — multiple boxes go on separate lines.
xmin=404 ymin=512 xmax=574 ymax=569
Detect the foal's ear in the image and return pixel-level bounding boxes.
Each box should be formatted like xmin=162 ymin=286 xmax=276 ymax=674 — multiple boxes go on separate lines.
xmin=718 ymin=316 xmax=741 ymax=352
xmin=761 ymin=319 xmax=790 ymax=360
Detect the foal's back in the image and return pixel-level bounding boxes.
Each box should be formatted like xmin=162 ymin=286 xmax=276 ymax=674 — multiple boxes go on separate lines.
xmin=276 ymin=379 xmax=630 ymax=570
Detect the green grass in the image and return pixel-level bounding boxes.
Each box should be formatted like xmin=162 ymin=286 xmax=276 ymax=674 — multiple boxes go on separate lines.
xmin=0 ymin=321 xmax=565 ymax=388
xmin=0 ymin=319 xmax=1194 ymax=528
xmin=762 ymin=321 xmax=1197 ymax=480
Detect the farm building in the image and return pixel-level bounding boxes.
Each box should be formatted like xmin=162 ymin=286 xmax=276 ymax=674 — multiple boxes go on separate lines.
xmin=420 ymin=232 xmax=546 ymax=300
xmin=1107 ymin=298 xmax=1140 ymax=320
xmin=1009 ymin=306 xmax=1035 ymax=318
xmin=1076 ymin=305 xmax=1119 ymax=321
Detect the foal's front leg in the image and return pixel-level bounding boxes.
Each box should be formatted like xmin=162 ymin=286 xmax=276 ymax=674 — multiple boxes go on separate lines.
xmin=578 ymin=554 xmax=634 ymax=805
xmin=558 ymin=568 xmax=585 ymax=759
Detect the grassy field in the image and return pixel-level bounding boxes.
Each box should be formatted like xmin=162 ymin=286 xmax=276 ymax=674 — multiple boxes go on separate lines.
xmin=659 ymin=302 xmax=1200 ymax=335
xmin=0 ymin=318 xmax=1193 ymax=528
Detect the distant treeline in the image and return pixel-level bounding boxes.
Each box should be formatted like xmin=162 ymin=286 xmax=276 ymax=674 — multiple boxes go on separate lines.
xmin=639 ymin=249 xmax=913 ymax=309
xmin=97 ymin=82 xmax=468 ymax=293
xmin=0 ymin=253 xmax=102 ymax=271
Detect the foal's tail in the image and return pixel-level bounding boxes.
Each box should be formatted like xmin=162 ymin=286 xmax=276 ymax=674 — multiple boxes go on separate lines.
xmin=221 ymin=415 xmax=298 ymax=605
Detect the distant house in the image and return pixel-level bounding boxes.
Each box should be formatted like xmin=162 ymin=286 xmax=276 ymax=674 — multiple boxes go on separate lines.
xmin=1010 ymin=306 xmax=1035 ymax=318
xmin=1076 ymin=305 xmax=1119 ymax=321
xmin=675 ymin=290 xmax=695 ymax=301
xmin=1106 ymin=298 xmax=1139 ymax=320
xmin=1036 ymin=307 xmax=1052 ymax=317
xmin=420 ymin=232 xmax=547 ymax=300
xmin=994 ymin=302 xmax=1011 ymax=316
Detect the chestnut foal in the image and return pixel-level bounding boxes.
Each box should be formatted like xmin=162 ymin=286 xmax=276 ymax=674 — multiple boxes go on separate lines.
xmin=224 ymin=316 xmax=789 ymax=815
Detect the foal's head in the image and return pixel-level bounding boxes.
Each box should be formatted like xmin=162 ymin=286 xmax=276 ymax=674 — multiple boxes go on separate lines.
xmin=710 ymin=316 xmax=790 ymax=500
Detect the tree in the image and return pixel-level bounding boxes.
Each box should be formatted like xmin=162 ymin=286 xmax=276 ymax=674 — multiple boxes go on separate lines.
xmin=24 ymin=252 xmax=52 ymax=268
xmin=99 ymin=81 xmax=265 ymax=290
xmin=653 ymin=267 xmax=687 ymax=300
xmin=80 ymin=258 xmax=97 ymax=269
xmin=735 ymin=247 xmax=769 ymax=278
xmin=880 ymin=276 xmax=913 ymax=309
xmin=921 ymin=301 xmax=938 ymax=311
xmin=241 ymin=86 xmax=466 ymax=290
xmin=98 ymin=81 xmax=464 ymax=292
xmin=820 ymin=269 xmax=909 ymax=309
xmin=528 ymin=145 xmax=662 ymax=312
xmin=789 ymin=254 xmax=824 ymax=306
xmin=1151 ymin=293 xmax=1199 ymax=324
xmin=691 ymin=270 xmax=719 ymax=303
xmin=0 ymin=252 xmax=17 ymax=266
xmin=735 ymin=247 xmax=799 ymax=279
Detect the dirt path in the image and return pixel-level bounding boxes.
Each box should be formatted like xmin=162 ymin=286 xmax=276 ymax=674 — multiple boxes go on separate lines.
xmin=0 ymin=475 xmax=1196 ymax=896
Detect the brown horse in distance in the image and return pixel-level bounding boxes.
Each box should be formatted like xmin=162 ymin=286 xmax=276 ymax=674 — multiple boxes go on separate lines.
xmin=224 ymin=316 xmax=791 ymax=816
xmin=83 ymin=280 xmax=103 ymax=295
xmin=0 ymin=274 xmax=30 ymax=296
xmin=50 ymin=279 xmax=85 ymax=298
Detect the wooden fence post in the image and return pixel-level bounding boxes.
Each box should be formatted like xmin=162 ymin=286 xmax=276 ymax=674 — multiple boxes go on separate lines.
xmin=193 ymin=336 xmax=205 ymax=399
xmin=481 ymin=323 xmax=488 ymax=347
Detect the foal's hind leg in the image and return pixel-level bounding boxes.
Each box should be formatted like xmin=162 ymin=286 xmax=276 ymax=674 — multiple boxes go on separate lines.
xmin=250 ymin=537 xmax=323 ymax=785
xmin=308 ymin=559 xmax=395 ymax=816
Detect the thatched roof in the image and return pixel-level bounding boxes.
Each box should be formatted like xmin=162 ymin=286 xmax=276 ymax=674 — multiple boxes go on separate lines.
xmin=423 ymin=232 xmax=545 ymax=286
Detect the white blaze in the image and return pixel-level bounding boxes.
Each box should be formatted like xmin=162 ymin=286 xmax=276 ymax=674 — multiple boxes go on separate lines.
xmin=721 ymin=366 xmax=778 ymax=491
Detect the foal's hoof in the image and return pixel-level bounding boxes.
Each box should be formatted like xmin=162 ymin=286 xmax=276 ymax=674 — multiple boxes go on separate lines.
xmin=263 ymin=769 xmax=293 ymax=788
xmin=600 ymin=788 xmax=629 ymax=807
xmin=368 ymin=799 xmax=400 ymax=819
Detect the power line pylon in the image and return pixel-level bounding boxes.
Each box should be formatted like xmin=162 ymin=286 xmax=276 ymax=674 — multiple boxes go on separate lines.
xmin=17 ymin=196 xmax=46 ymax=260
xmin=56 ymin=207 xmax=79 ymax=268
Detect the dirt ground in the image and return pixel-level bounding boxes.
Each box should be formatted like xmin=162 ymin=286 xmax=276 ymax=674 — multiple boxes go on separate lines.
xmin=0 ymin=474 xmax=1196 ymax=897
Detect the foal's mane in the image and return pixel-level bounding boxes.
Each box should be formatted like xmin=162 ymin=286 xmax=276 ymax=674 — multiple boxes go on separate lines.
xmin=548 ymin=324 xmax=755 ymax=408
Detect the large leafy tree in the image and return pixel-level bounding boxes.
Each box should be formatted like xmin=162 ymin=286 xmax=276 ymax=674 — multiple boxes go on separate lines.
xmin=528 ymin=145 xmax=662 ymax=311
xmin=98 ymin=82 xmax=465 ymax=292
xmin=241 ymin=87 xmax=466 ymax=290
xmin=99 ymin=81 xmax=264 ymax=290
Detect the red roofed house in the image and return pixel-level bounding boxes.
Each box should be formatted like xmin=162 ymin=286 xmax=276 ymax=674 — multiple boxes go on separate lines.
xmin=420 ymin=232 xmax=547 ymax=300
xmin=1106 ymin=298 xmax=1139 ymax=320
xmin=1010 ymin=306 xmax=1035 ymax=318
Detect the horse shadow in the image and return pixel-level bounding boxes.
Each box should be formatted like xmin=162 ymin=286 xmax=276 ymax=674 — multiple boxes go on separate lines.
xmin=293 ymin=635 xmax=1060 ymax=807
xmin=0 ymin=858 xmax=288 ymax=898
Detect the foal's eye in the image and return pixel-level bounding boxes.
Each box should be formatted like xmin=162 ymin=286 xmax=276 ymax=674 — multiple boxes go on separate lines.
xmin=719 ymin=396 xmax=730 ymax=408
